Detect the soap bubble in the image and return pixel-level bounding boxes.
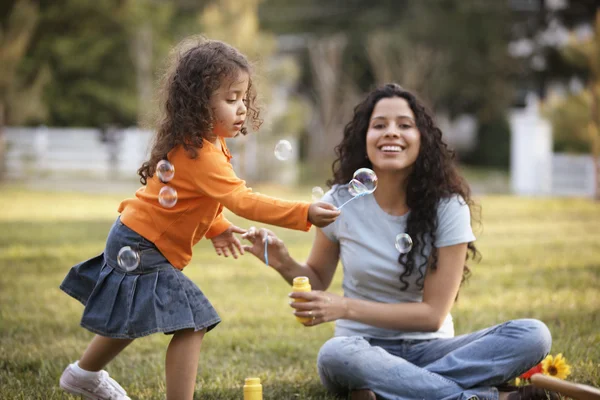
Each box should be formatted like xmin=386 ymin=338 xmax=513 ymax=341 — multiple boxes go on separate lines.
xmin=311 ymin=186 xmax=324 ymax=201
xmin=395 ymin=233 xmax=413 ymax=253
xmin=348 ymin=179 xmax=368 ymax=197
xmin=352 ymin=168 xmax=378 ymax=194
xmin=117 ymin=246 xmax=140 ymax=271
xmin=157 ymin=160 xmax=175 ymax=183
xmin=158 ymin=186 xmax=178 ymax=208
xmin=274 ymin=140 xmax=292 ymax=161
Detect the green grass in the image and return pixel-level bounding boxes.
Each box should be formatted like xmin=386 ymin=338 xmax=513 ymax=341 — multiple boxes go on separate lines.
xmin=0 ymin=185 xmax=599 ymax=399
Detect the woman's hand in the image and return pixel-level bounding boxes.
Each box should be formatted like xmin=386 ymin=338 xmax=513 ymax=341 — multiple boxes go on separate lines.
xmin=289 ymin=290 xmax=348 ymax=327
xmin=241 ymin=227 xmax=291 ymax=269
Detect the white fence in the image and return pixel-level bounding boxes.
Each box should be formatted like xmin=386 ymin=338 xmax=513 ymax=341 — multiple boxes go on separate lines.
xmin=551 ymin=154 xmax=597 ymax=197
xmin=2 ymin=123 xmax=597 ymax=197
xmin=510 ymin=96 xmax=553 ymax=196
xmin=1 ymin=126 xmax=298 ymax=184
xmin=509 ymin=95 xmax=597 ymax=198
xmin=3 ymin=127 xmax=152 ymax=181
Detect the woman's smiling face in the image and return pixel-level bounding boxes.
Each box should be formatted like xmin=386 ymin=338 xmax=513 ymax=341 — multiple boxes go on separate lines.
xmin=366 ymin=96 xmax=421 ymax=174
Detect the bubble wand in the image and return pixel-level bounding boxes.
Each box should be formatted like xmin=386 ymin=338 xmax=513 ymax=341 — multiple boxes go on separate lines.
xmin=337 ymin=190 xmax=368 ymax=209
xmin=262 ymin=168 xmax=381 ymax=265
xmin=263 ymin=232 xmax=269 ymax=266
xmin=338 ymin=168 xmax=378 ymax=210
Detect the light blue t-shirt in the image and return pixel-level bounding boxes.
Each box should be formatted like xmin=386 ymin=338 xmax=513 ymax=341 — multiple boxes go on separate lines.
xmin=320 ymin=184 xmax=476 ymax=340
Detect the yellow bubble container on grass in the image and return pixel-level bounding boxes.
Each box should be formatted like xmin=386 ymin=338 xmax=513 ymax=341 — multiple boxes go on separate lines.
xmin=243 ymin=377 xmax=262 ymax=400
xmin=292 ymin=276 xmax=311 ymax=324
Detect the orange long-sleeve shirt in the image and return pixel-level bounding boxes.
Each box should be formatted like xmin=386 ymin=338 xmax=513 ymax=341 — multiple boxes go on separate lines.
xmin=118 ymin=137 xmax=311 ymax=269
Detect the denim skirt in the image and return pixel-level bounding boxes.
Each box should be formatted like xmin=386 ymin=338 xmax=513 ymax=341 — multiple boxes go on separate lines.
xmin=60 ymin=217 xmax=221 ymax=339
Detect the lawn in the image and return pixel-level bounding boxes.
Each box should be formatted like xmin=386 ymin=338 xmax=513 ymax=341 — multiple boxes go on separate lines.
xmin=0 ymin=185 xmax=598 ymax=399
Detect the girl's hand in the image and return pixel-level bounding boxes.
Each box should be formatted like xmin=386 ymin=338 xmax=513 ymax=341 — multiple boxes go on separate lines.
xmin=308 ymin=202 xmax=340 ymax=228
xmin=289 ymin=291 xmax=348 ymax=327
xmin=210 ymin=225 xmax=246 ymax=258
xmin=241 ymin=227 xmax=290 ymax=269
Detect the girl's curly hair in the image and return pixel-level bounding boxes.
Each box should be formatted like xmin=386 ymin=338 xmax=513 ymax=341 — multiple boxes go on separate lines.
xmin=328 ymin=83 xmax=480 ymax=291
xmin=138 ymin=37 xmax=262 ymax=184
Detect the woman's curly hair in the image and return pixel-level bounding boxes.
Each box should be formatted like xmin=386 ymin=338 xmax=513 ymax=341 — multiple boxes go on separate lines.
xmin=138 ymin=37 xmax=262 ymax=184
xmin=328 ymin=83 xmax=480 ymax=291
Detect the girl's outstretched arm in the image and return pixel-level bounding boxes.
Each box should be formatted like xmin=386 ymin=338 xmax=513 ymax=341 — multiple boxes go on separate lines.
xmin=184 ymin=147 xmax=336 ymax=230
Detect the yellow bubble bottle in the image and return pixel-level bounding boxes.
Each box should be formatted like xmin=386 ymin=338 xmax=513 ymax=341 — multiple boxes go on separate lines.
xmin=243 ymin=377 xmax=262 ymax=400
xmin=292 ymin=276 xmax=311 ymax=323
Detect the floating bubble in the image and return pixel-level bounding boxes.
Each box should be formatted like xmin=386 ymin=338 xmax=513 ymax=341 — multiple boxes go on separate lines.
xmin=117 ymin=246 xmax=140 ymax=271
xmin=157 ymin=160 xmax=175 ymax=183
xmin=274 ymin=140 xmax=292 ymax=161
xmin=311 ymin=186 xmax=324 ymax=201
xmin=338 ymin=179 xmax=369 ymax=209
xmin=347 ymin=179 xmax=367 ymax=197
xmin=352 ymin=168 xmax=378 ymax=194
xmin=158 ymin=186 xmax=178 ymax=208
xmin=395 ymin=233 xmax=413 ymax=254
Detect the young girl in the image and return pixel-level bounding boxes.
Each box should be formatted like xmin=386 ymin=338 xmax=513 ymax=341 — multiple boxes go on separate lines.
xmin=242 ymin=84 xmax=559 ymax=400
xmin=58 ymin=37 xmax=340 ymax=400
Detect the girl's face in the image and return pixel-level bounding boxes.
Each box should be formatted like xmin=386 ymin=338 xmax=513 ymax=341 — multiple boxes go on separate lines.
xmin=209 ymin=71 xmax=249 ymax=141
xmin=365 ymin=97 xmax=421 ymax=174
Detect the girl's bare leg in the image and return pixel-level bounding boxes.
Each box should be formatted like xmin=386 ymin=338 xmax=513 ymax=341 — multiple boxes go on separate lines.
xmin=78 ymin=335 xmax=134 ymax=371
xmin=165 ymin=328 xmax=206 ymax=400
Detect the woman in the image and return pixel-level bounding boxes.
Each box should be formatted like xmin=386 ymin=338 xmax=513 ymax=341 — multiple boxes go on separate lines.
xmin=242 ymin=84 xmax=557 ymax=400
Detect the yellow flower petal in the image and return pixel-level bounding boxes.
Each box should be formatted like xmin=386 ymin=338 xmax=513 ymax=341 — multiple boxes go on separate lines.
xmin=541 ymin=353 xmax=572 ymax=380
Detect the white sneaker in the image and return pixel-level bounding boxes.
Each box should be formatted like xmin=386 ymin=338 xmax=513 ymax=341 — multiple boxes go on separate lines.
xmin=59 ymin=363 xmax=131 ymax=400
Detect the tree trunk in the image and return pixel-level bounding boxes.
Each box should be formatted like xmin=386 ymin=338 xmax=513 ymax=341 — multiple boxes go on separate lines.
xmin=0 ymin=102 xmax=5 ymax=180
xmin=591 ymin=85 xmax=600 ymax=200
xmin=132 ymin=23 xmax=153 ymax=127
xmin=307 ymin=34 xmax=358 ymax=163
xmin=590 ymin=11 xmax=600 ymax=200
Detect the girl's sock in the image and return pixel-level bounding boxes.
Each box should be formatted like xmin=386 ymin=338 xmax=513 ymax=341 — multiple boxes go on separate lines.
xmin=72 ymin=361 xmax=101 ymax=379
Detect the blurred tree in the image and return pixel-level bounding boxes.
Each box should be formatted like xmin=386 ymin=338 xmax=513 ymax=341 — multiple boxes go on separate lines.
xmin=509 ymin=0 xmax=598 ymax=100
xmin=557 ymin=9 xmax=600 ymax=198
xmin=0 ymin=0 xmax=48 ymax=178
xmin=198 ymin=0 xmax=309 ymax=181
xmin=463 ymin=114 xmax=512 ymax=168
xmin=365 ymin=1 xmax=514 ymax=119
xmin=200 ymin=0 xmax=275 ymax=56
xmin=119 ymin=0 xmax=174 ymax=128
xmin=259 ymin=0 xmax=401 ymax=35
xmin=543 ymin=91 xmax=593 ymax=153
xmin=0 ymin=0 xmax=49 ymax=126
xmin=259 ymin=0 xmax=515 ymax=165
xmin=21 ymin=0 xmax=138 ymax=127
xmin=306 ymin=34 xmax=360 ymax=162
xmin=17 ymin=0 xmax=181 ymax=128
xmin=260 ymin=0 xmax=401 ymax=163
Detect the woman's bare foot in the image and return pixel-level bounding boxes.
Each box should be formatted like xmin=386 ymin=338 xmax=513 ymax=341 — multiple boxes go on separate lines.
xmin=350 ymin=389 xmax=376 ymax=400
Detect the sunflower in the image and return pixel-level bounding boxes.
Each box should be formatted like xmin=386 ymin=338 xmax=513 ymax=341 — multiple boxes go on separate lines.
xmin=542 ymin=353 xmax=572 ymax=380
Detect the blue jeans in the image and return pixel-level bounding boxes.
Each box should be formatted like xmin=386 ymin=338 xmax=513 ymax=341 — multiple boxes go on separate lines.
xmin=317 ymin=319 xmax=552 ymax=400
